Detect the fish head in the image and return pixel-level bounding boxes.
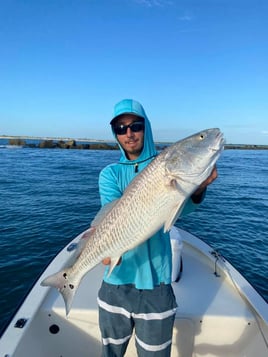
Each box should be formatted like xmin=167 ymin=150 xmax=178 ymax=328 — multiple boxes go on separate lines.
xmin=164 ymin=128 xmax=224 ymax=188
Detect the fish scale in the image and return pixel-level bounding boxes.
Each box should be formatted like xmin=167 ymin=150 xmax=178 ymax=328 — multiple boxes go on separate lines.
xmin=41 ymin=128 xmax=224 ymax=314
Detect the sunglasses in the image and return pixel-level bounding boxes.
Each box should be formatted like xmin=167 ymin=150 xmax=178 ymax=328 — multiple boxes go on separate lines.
xmin=113 ymin=121 xmax=145 ymax=135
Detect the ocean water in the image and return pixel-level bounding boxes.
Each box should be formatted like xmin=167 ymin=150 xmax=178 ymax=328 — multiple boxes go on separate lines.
xmin=0 ymin=147 xmax=267 ymax=334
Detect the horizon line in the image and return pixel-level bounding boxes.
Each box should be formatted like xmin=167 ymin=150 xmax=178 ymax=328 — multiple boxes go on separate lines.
xmin=1 ymin=134 xmax=267 ymax=147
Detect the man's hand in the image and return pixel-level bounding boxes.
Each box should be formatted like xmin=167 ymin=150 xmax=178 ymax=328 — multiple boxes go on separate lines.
xmin=102 ymin=257 xmax=122 ymax=265
xmin=196 ymin=165 xmax=218 ymax=194
xmin=102 ymin=257 xmax=112 ymax=265
xmin=191 ymin=166 xmax=218 ymax=203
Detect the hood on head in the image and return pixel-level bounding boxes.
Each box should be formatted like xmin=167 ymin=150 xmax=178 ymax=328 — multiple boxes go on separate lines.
xmin=111 ymin=99 xmax=157 ymax=164
xmin=110 ymin=99 xmax=147 ymax=126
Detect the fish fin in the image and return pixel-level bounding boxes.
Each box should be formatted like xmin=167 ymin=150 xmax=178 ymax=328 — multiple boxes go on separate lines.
xmin=41 ymin=268 xmax=81 ymax=316
xmin=107 ymin=256 xmax=121 ymax=277
xmin=91 ymin=200 xmax=119 ymax=227
xmin=164 ymin=200 xmax=186 ymax=233
xmin=163 ymin=178 xmax=187 ymax=232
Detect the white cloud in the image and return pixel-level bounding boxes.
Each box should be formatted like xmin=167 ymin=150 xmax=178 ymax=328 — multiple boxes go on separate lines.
xmin=178 ymin=14 xmax=193 ymax=21
xmin=133 ymin=0 xmax=173 ymax=7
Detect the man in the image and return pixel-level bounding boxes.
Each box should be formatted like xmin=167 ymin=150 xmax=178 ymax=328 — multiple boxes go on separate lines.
xmin=97 ymin=99 xmax=217 ymax=356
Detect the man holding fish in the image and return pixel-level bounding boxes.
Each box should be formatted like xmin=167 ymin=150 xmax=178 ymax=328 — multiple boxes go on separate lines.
xmin=97 ymin=99 xmax=218 ymax=356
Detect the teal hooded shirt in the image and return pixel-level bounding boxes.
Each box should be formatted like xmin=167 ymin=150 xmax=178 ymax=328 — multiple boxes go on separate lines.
xmin=98 ymin=99 xmax=199 ymax=289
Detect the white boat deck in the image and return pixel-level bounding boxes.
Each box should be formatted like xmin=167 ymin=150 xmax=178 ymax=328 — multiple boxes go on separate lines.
xmin=172 ymin=236 xmax=267 ymax=356
xmin=1 ymin=230 xmax=268 ymax=356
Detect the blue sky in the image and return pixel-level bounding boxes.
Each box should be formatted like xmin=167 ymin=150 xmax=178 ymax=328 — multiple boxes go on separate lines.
xmin=0 ymin=0 xmax=267 ymax=144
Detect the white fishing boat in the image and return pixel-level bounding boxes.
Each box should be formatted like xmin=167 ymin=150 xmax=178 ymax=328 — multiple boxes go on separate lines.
xmin=1 ymin=227 xmax=268 ymax=356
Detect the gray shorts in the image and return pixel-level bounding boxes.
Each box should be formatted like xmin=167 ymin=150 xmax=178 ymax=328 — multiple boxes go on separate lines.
xmin=98 ymin=281 xmax=177 ymax=357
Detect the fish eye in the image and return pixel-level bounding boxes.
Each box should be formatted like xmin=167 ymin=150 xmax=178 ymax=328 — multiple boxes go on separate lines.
xmin=200 ymin=134 xmax=205 ymax=140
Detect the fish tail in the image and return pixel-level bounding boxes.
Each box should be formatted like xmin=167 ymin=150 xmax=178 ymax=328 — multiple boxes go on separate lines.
xmin=41 ymin=268 xmax=81 ymax=316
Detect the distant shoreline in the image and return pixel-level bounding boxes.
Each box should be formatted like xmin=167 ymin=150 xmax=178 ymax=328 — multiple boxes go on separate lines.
xmin=0 ymin=135 xmax=267 ymax=150
xmin=0 ymin=135 xmax=114 ymax=143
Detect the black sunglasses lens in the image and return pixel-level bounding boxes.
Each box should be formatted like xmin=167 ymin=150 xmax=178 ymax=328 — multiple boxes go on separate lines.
xmin=114 ymin=122 xmax=144 ymax=135
xmin=131 ymin=123 xmax=144 ymax=132
xmin=114 ymin=126 xmax=127 ymax=135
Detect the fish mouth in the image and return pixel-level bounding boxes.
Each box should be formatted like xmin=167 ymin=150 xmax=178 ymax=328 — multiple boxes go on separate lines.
xmin=210 ymin=131 xmax=225 ymax=152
